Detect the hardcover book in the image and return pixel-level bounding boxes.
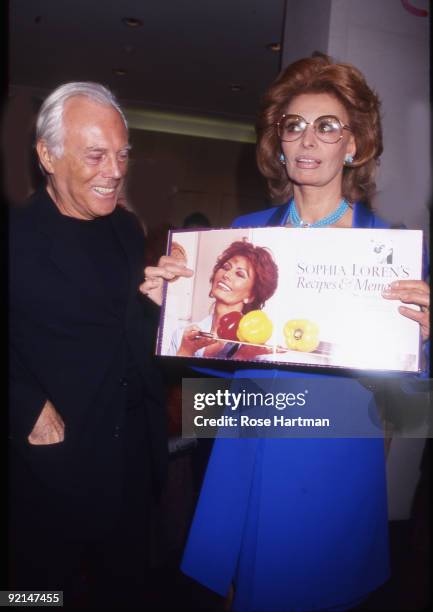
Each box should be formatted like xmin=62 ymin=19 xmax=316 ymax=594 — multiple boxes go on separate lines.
xmin=156 ymin=227 xmax=423 ymax=372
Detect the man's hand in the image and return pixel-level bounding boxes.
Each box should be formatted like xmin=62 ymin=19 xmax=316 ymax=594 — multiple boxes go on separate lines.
xmin=139 ymin=255 xmax=193 ymax=306
xmin=28 ymin=399 xmax=65 ymax=445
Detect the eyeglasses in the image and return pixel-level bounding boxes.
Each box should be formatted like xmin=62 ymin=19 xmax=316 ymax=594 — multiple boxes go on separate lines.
xmin=276 ymin=114 xmax=351 ymax=144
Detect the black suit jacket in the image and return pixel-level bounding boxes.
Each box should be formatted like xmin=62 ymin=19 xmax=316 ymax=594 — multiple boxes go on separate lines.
xmin=9 ymin=189 xmax=167 ymax=499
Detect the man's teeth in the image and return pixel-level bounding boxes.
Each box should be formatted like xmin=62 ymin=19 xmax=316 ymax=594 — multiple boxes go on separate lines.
xmin=93 ymin=187 xmax=115 ymax=194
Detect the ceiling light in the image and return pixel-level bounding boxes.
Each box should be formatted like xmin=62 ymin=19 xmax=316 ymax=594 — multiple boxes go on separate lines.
xmin=122 ymin=17 xmax=143 ymax=28
xmin=230 ymin=84 xmax=244 ymax=92
xmin=266 ymin=42 xmax=281 ymax=52
xmin=113 ymin=68 xmax=127 ymax=76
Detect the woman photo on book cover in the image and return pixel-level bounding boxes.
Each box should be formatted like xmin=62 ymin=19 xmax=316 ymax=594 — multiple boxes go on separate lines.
xmin=167 ymin=239 xmax=278 ymax=359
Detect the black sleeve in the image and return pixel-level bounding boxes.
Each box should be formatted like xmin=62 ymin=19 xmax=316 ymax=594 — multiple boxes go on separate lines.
xmin=9 ymin=344 xmax=47 ymax=442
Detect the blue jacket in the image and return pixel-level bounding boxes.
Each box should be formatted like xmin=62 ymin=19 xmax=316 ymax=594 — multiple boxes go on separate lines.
xmin=181 ymin=202 xmax=425 ymax=611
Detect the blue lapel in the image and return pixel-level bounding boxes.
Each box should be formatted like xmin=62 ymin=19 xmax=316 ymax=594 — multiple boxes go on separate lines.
xmin=353 ymin=202 xmax=379 ymax=228
xmin=266 ymin=203 xmax=290 ymax=226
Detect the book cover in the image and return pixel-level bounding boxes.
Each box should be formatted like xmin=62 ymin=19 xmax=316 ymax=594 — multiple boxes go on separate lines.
xmin=156 ymin=227 xmax=423 ymax=372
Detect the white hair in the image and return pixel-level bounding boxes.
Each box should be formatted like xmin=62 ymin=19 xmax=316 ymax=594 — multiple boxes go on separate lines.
xmin=36 ymin=81 xmax=128 ymax=158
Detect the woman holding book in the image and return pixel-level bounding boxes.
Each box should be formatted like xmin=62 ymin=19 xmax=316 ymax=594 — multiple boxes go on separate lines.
xmin=141 ymin=54 xmax=429 ymax=611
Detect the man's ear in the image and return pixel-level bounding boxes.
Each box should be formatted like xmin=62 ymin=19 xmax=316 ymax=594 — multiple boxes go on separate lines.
xmin=36 ymin=140 xmax=56 ymax=174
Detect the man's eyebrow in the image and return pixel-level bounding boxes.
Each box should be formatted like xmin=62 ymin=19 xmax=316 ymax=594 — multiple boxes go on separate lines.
xmin=84 ymin=144 xmax=132 ymax=152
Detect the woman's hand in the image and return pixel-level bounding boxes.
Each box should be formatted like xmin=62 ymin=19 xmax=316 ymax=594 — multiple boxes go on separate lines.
xmin=177 ymin=325 xmax=218 ymax=357
xmin=140 ymin=255 xmax=193 ymax=306
xmin=382 ymin=280 xmax=430 ymax=341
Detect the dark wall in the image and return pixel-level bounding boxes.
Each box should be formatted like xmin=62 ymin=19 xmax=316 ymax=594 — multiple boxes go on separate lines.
xmin=127 ymin=128 xmax=268 ymax=230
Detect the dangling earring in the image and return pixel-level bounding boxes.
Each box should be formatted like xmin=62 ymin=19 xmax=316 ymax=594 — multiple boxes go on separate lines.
xmin=243 ymin=298 xmax=249 ymax=304
xmin=279 ymin=153 xmax=286 ymax=165
xmin=344 ymin=154 xmax=354 ymax=165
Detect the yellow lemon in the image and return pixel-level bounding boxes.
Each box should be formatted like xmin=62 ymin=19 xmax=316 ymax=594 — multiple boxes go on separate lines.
xmin=237 ymin=310 xmax=273 ymax=344
xmin=283 ymin=319 xmax=320 ymax=352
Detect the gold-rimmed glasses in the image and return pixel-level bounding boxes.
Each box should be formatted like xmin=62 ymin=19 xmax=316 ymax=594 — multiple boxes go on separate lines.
xmin=277 ymin=114 xmax=352 ymax=144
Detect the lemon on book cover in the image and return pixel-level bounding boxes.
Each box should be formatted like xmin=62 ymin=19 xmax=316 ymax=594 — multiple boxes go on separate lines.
xmin=237 ymin=310 xmax=273 ymax=344
xmin=283 ymin=319 xmax=319 ymax=352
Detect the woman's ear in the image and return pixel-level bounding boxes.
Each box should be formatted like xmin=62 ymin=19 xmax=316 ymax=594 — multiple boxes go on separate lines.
xmin=36 ymin=140 xmax=56 ymax=174
xmin=347 ymin=133 xmax=357 ymax=160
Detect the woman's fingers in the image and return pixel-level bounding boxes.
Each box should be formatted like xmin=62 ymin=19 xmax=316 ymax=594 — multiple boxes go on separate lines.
xmin=382 ymin=280 xmax=430 ymax=341
xmin=147 ymin=255 xmax=194 ymax=280
xmin=184 ymin=327 xmax=217 ymax=346
xmin=140 ymin=255 xmax=194 ymax=305
xmin=139 ymin=277 xmax=164 ymax=304
xmin=144 ymin=265 xmax=177 ymax=281
xmin=398 ymin=306 xmax=430 ymax=341
xmin=386 ymin=279 xmax=429 ymax=292
xmin=382 ymin=280 xmax=429 ymax=306
xmin=177 ymin=326 xmax=217 ymax=356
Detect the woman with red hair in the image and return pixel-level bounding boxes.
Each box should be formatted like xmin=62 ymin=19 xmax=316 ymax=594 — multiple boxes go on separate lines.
xmin=142 ymin=53 xmax=429 ymax=611
xmin=168 ymin=240 xmax=278 ymax=358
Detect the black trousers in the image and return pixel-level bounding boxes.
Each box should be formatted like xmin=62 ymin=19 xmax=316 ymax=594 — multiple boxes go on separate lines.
xmin=9 ymin=408 xmax=153 ymax=608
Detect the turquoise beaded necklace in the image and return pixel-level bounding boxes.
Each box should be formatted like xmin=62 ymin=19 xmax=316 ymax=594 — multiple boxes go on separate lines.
xmin=287 ymin=197 xmax=349 ymax=228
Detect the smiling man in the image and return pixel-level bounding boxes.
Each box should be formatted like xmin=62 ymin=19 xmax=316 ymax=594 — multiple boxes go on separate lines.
xmin=8 ymin=83 xmax=168 ymax=607
xmin=36 ymin=91 xmax=130 ymax=220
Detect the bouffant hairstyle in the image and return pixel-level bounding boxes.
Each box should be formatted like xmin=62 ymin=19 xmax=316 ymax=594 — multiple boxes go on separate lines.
xmin=210 ymin=240 xmax=278 ymax=313
xmin=256 ymin=53 xmax=383 ymax=206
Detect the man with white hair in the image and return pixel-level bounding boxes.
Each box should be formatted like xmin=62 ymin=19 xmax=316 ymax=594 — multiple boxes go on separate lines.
xmin=9 ymin=82 xmax=168 ymax=607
